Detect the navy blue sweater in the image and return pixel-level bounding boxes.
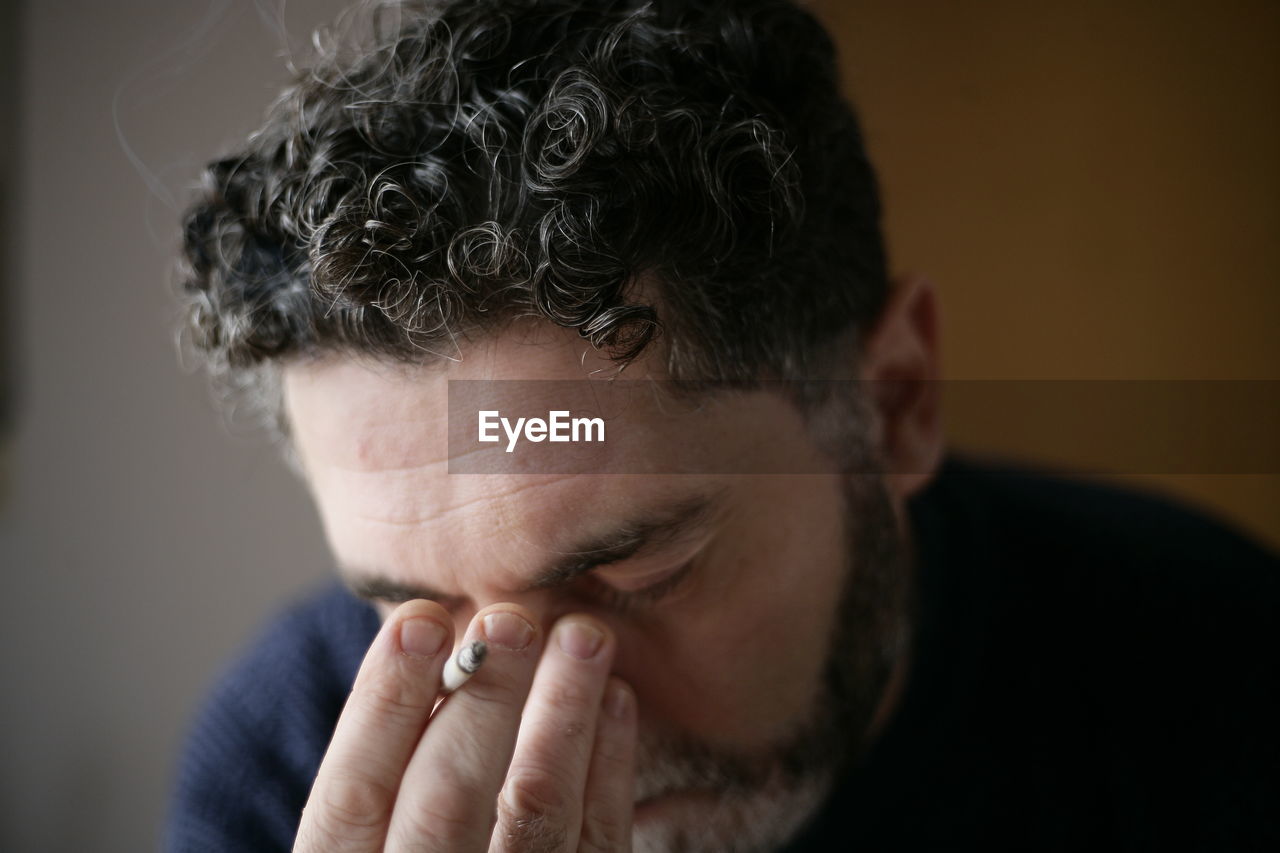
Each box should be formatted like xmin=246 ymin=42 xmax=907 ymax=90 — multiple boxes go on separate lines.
xmin=163 ymin=457 xmax=1280 ymax=850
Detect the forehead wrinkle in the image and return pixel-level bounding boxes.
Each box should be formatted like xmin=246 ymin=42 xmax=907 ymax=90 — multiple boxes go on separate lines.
xmin=342 ymin=471 xmax=581 ymax=530
xmin=336 ymin=495 xmax=545 ymax=598
xmin=354 ymin=481 xmax=725 ymax=601
xmin=332 ymin=470 xmax=733 ymax=604
xmin=402 ymin=473 xmax=694 ymax=557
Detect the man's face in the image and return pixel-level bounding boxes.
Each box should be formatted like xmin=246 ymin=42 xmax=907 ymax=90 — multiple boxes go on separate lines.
xmin=282 ymin=324 xmax=908 ymax=851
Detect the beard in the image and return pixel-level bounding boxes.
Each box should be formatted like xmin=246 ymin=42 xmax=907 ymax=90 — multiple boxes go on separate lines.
xmin=628 ymin=472 xmax=912 ymax=853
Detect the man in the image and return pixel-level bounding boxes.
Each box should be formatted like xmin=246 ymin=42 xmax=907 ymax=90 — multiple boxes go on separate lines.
xmin=165 ymin=1 xmax=1278 ymax=851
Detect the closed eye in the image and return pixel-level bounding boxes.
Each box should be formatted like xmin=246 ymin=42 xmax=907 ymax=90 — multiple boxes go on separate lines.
xmin=586 ymin=560 xmax=696 ymax=613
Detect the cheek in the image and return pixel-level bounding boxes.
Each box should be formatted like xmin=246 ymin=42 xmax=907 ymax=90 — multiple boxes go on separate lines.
xmin=639 ymin=600 xmax=836 ymax=747
xmin=615 ymin=484 xmax=848 ymax=748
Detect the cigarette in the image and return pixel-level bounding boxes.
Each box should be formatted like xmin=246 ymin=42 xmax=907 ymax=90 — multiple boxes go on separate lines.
xmin=441 ymin=640 xmax=488 ymax=693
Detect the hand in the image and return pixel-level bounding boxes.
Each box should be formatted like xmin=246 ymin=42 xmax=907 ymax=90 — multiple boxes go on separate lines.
xmin=294 ymin=600 xmax=637 ymax=852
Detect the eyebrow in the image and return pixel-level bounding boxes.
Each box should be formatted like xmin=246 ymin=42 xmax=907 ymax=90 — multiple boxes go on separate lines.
xmin=341 ymin=489 xmax=724 ymax=605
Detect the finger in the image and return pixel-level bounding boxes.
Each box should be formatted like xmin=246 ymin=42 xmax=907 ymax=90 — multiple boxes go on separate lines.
xmin=386 ymin=605 xmax=542 ymax=852
xmin=579 ymin=678 xmax=637 ymax=853
xmin=295 ymin=599 xmax=453 ymax=853
xmin=491 ymin=616 xmax=616 ymax=853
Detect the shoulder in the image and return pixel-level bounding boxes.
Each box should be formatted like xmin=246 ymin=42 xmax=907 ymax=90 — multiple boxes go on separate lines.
xmin=911 ymin=455 xmax=1280 ymax=843
xmin=198 ymin=581 xmax=379 ymax=757
xmin=216 ymin=580 xmax=382 ymax=709
xmin=919 ymin=453 xmax=1280 ymax=656
xmin=164 ymin=582 xmax=380 ymax=852
xmin=924 ymin=453 xmax=1278 ymax=597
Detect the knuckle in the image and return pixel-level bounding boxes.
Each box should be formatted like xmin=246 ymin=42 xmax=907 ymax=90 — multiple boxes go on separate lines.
xmin=497 ymin=771 xmax=573 ymax=847
xmin=542 ymin=679 xmax=592 ymax=712
xmin=389 ymin=763 xmax=488 ymax=845
xmin=314 ymin=772 xmax=395 ymax=836
xmin=391 ymin=786 xmax=482 ymax=848
xmin=356 ymin=669 xmax=431 ymax=723
xmin=446 ymin=721 xmax=510 ymax=773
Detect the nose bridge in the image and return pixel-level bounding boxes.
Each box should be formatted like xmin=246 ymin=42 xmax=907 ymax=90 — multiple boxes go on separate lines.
xmin=450 ymin=586 xmax=569 ymax=641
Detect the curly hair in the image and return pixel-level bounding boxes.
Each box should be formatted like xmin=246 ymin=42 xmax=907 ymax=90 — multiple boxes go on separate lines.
xmin=177 ymin=0 xmax=888 ymax=435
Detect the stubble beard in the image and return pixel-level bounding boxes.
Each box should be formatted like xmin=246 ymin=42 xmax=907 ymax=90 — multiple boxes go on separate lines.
xmin=629 ymin=474 xmax=911 ymax=853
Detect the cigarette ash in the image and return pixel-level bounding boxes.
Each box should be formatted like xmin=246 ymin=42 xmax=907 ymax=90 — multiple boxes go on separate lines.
xmin=457 ymin=640 xmax=487 ymax=674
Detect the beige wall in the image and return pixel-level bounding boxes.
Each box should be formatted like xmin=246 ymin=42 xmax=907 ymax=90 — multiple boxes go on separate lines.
xmin=815 ymin=0 xmax=1280 ymax=547
xmin=0 ymin=3 xmax=347 ymax=849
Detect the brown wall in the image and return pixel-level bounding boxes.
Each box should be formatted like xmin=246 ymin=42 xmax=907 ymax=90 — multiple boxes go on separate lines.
xmin=814 ymin=0 xmax=1280 ymax=547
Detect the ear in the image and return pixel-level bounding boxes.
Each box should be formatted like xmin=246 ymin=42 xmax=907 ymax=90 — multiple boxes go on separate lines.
xmin=858 ymin=274 xmax=944 ymax=500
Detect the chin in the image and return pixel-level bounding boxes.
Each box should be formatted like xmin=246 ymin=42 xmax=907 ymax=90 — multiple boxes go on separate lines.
xmin=629 ymin=773 xmax=833 ymax=853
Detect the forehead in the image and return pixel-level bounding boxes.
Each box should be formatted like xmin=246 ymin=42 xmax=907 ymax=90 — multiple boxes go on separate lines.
xmin=280 ymin=324 xmax=824 ymax=591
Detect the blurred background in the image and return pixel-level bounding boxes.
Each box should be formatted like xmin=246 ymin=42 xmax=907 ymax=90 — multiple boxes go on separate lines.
xmin=0 ymin=1 xmax=1275 ymax=849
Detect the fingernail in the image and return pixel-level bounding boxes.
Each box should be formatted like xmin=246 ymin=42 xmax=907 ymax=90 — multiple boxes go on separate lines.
xmin=482 ymin=610 xmax=534 ymax=650
xmin=399 ymin=617 xmax=447 ymax=659
xmin=605 ymin=681 xmax=633 ymax=719
xmin=557 ymin=619 xmax=604 ymax=660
